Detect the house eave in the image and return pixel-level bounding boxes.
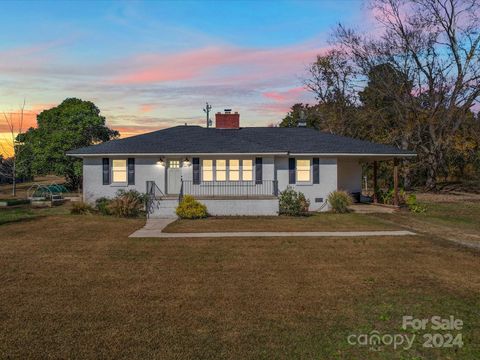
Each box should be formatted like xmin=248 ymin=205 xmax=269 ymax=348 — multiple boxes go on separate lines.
xmin=67 ymin=152 xmax=416 ymax=158
xmin=289 ymin=153 xmax=417 ymax=157
xmin=66 ymin=152 xmax=289 ymax=157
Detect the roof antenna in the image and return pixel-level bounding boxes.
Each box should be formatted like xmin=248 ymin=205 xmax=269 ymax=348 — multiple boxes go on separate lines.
xmin=203 ymin=102 xmax=212 ymax=128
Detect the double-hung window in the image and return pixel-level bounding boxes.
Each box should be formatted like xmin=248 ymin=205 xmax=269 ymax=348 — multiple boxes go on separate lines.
xmin=229 ymin=160 xmax=240 ymax=181
xmin=202 ymin=160 xmax=213 ymax=181
xmin=242 ymin=159 xmax=253 ymax=181
xmin=112 ymin=159 xmax=127 ymax=183
xmin=216 ymin=160 xmax=227 ymax=181
xmin=296 ymin=159 xmax=311 ymax=182
xmin=202 ymin=158 xmax=254 ymax=182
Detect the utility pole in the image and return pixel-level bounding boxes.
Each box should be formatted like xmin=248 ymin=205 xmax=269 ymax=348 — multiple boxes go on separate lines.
xmin=203 ymin=102 xmax=212 ymax=128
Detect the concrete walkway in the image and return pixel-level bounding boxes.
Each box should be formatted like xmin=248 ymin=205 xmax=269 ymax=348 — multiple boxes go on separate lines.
xmin=129 ymin=219 xmax=416 ymax=238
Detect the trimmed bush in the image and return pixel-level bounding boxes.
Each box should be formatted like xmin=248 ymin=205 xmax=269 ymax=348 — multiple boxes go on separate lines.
xmin=176 ymin=195 xmax=208 ymax=219
xmin=95 ymin=197 xmax=112 ymax=215
xmin=108 ymin=190 xmax=147 ymax=217
xmin=279 ymin=186 xmax=310 ymax=216
xmin=70 ymin=201 xmax=94 ymax=215
xmin=327 ymin=191 xmax=352 ymax=213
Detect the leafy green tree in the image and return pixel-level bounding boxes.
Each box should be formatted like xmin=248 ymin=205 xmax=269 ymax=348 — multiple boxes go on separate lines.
xmin=279 ymin=103 xmax=323 ymax=129
xmin=18 ymin=98 xmax=118 ymax=188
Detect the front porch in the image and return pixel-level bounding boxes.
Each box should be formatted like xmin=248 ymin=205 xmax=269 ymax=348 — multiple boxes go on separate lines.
xmin=146 ymin=180 xmax=280 ymax=218
xmin=180 ymin=179 xmax=278 ymax=199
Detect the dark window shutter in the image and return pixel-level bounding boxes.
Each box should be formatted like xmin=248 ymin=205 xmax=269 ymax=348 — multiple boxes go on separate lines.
xmin=102 ymin=158 xmax=110 ymax=185
xmin=313 ymin=158 xmax=319 ymax=184
xmin=288 ymin=158 xmax=295 ymax=184
xmin=255 ymin=157 xmax=262 ymax=184
xmin=193 ymin=157 xmax=200 ymax=184
xmin=128 ymin=158 xmax=135 ymax=185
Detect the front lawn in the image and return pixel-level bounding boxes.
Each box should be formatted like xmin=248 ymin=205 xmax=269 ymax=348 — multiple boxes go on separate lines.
xmin=163 ymin=213 xmax=401 ymax=233
xmin=0 ymin=204 xmax=70 ymax=225
xmin=375 ymin=199 xmax=480 ymax=247
xmin=410 ymin=201 xmax=480 ymax=232
xmin=0 ymin=213 xmax=479 ymax=359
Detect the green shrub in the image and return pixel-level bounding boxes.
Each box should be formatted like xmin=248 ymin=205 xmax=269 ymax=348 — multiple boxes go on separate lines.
xmin=279 ymin=186 xmax=310 ymax=216
xmin=176 ymin=195 xmax=208 ymax=219
xmin=406 ymin=194 xmax=427 ymax=213
xmin=107 ymin=190 xmax=147 ymax=217
xmin=327 ymin=191 xmax=352 ymax=213
xmin=70 ymin=201 xmax=94 ymax=215
xmin=376 ymin=188 xmax=406 ymax=205
xmin=95 ymin=197 xmax=112 ymax=215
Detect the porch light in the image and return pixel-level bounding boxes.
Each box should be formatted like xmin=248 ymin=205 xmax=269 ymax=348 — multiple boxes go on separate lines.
xmin=156 ymin=157 xmax=165 ymax=166
xmin=183 ymin=157 xmax=191 ymax=167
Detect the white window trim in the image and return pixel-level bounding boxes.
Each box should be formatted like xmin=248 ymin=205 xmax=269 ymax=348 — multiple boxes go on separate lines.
xmin=241 ymin=159 xmax=254 ymax=182
xmin=167 ymin=159 xmax=181 ymax=168
xmin=228 ymin=159 xmax=240 ymax=181
xmin=111 ymin=159 xmax=128 ymax=185
xmin=296 ymin=158 xmax=312 ymax=185
xmin=202 ymin=159 xmax=214 ymax=182
xmin=215 ymin=159 xmax=227 ymax=182
xmin=199 ymin=158 xmax=255 ymax=183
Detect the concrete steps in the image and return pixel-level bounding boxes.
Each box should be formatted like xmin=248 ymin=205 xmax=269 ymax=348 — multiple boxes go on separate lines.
xmin=149 ymin=199 xmax=178 ymax=218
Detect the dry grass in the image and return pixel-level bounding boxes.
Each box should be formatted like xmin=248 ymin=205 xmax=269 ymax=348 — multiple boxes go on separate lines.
xmin=376 ymin=199 xmax=480 ymax=247
xmin=1 ymin=213 xmax=479 ymax=359
xmin=164 ymin=213 xmax=400 ymax=233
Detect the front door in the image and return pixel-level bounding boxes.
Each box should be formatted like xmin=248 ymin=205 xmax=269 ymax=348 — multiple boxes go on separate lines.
xmin=166 ymin=160 xmax=181 ymax=194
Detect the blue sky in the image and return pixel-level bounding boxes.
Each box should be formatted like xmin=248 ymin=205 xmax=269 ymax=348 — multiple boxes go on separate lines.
xmin=0 ymin=0 xmax=367 ymax=144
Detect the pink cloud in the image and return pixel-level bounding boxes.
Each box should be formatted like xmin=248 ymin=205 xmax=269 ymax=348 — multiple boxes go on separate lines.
xmin=255 ymin=102 xmax=294 ymax=115
xmin=256 ymin=86 xmax=315 ymax=118
xmin=112 ymin=44 xmax=328 ymax=85
xmin=0 ymin=103 xmax=54 ymax=133
xmin=139 ymin=104 xmax=155 ymax=113
xmin=0 ymin=40 xmax=64 ymax=58
xmin=263 ymin=86 xmax=306 ymax=102
xmin=0 ymin=38 xmax=75 ymax=74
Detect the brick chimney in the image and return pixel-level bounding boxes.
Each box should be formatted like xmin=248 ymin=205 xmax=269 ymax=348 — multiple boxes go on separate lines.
xmin=215 ymin=109 xmax=240 ymax=129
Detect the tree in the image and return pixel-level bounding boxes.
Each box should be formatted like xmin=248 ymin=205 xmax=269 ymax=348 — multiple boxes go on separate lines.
xmin=0 ymin=101 xmax=28 ymax=196
xmin=358 ymin=64 xmax=413 ymax=144
xmin=302 ymin=49 xmax=359 ymax=135
xmin=279 ymin=103 xmax=324 ymax=129
xmin=326 ymin=0 xmax=480 ymax=189
xmin=18 ymin=98 xmax=119 ymax=189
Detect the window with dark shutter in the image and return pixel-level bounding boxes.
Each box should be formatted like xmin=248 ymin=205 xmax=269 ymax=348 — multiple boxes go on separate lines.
xmin=288 ymin=158 xmax=295 ymax=184
xmin=313 ymin=158 xmax=320 ymax=184
xmin=128 ymin=158 xmax=135 ymax=185
xmin=102 ymin=158 xmax=110 ymax=185
xmin=255 ymin=157 xmax=262 ymax=184
xmin=192 ymin=158 xmax=200 ymax=184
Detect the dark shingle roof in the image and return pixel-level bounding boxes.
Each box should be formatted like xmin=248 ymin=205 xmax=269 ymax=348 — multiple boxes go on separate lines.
xmin=67 ymin=126 xmax=415 ymax=156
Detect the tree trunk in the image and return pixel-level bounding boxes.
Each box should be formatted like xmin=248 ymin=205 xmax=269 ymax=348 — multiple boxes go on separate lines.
xmin=425 ymin=153 xmax=439 ymax=191
xmin=393 ymin=158 xmax=399 ymax=206
xmin=12 ymin=159 xmax=16 ymax=197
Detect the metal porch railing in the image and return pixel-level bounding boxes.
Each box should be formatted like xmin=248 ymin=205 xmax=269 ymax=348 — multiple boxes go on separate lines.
xmin=180 ymin=180 xmax=278 ymax=199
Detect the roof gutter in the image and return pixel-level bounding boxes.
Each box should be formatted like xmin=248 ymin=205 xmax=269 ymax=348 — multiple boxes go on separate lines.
xmin=288 ymin=153 xmax=417 ymax=157
xmin=66 ymin=152 xmax=289 ymax=157
xmin=67 ymin=152 xmax=416 ymax=158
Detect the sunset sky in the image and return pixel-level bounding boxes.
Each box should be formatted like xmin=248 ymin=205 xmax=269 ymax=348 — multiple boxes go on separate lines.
xmin=0 ymin=0 xmax=375 ymax=155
